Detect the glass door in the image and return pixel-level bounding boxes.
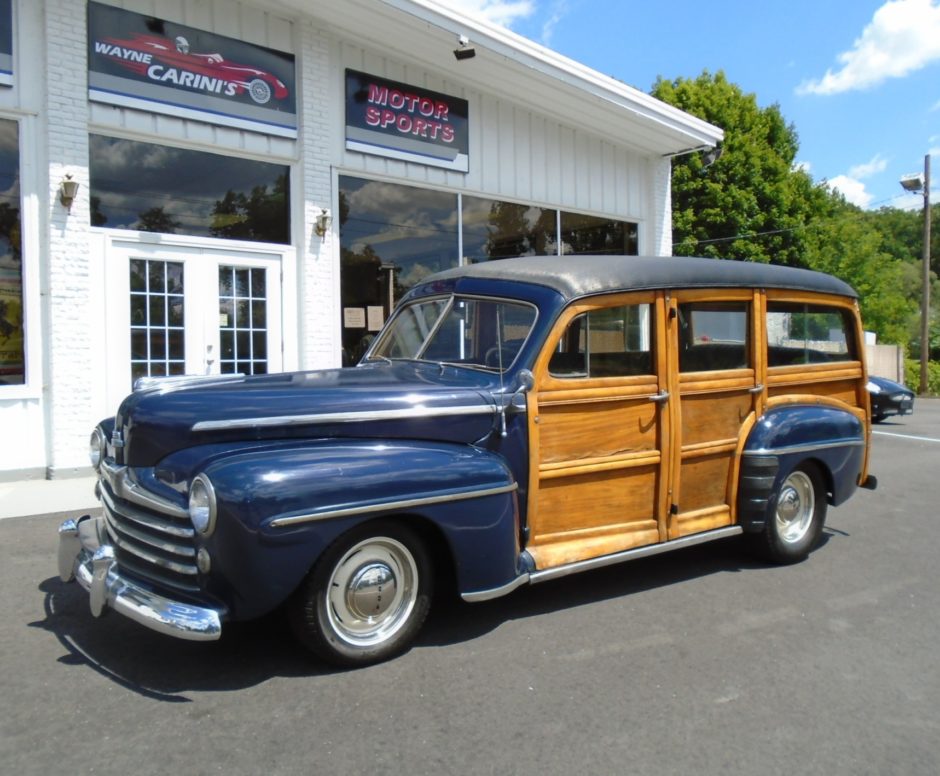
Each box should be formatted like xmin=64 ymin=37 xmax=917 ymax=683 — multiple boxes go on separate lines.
xmin=106 ymin=243 xmax=282 ymax=409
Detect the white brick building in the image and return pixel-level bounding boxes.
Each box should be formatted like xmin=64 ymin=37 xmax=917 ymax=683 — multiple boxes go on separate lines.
xmin=0 ymin=0 xmax=721 ymax=478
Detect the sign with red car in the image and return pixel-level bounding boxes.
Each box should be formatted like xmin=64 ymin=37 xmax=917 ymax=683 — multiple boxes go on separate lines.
xmin=88 ymin=2 xmax=296 ymax=138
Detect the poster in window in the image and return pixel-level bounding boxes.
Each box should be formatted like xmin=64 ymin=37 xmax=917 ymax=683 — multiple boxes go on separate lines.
xmin=87 ymin=2 xmax=296 ymax=138
xmin=345 ymin=70 xmax=469 ymax=172
xmin=0 ymin=0 xmax=12 ymax=87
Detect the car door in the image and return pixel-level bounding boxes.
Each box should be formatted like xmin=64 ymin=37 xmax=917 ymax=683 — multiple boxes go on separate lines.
xmin=525 ymin=292 xmax=672 ymax=570
xmin=665 ymin=290 xmax=763 ymax=538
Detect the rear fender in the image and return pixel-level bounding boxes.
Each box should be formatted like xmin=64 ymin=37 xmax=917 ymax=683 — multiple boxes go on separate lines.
xmin=738 ymin=404 xmax=865 ymax=532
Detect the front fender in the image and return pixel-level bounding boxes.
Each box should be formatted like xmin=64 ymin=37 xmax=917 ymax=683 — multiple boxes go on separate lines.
xmin=201 ymin=440 xmax=519 ymax=619
xmin=738 ymin=404 xmax=865 ymax=532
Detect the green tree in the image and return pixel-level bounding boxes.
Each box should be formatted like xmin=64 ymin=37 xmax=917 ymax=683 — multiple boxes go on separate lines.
xmin=652 ymin=71 xmax=818 ymax=266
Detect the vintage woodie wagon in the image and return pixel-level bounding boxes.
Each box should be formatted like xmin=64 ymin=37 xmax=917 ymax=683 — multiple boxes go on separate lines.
xmin=58 ymin=255 xmax=876 ymax=666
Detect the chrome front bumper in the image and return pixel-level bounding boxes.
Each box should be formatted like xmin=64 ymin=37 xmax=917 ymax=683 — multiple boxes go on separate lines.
xmin=57 ymin=515 xmax=223 ymax=641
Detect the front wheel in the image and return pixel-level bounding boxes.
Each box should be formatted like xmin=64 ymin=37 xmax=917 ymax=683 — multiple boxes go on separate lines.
xmin=752 ymin=463 xmax=827 ymax=564
xmin=289 ymin=521 xmax=432 ymax=667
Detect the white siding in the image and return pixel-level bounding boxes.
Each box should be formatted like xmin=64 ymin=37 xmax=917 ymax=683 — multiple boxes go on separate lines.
xmin=335 ymin=41 xmax=649 ymax=225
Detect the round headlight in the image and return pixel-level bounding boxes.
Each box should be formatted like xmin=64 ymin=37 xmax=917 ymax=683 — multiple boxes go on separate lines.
xmin=89 ymin=428 xmax=106 ymax=470
xmin=188 ymin=474 xmax=217 ymax=536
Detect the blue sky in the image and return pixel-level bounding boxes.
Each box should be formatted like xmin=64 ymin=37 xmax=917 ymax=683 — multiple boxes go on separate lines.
xmin=443 ymin=0 xmax=940 ymax=211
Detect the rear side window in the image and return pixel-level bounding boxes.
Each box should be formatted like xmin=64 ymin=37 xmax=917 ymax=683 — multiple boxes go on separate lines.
xmin=767 ymin=302 xmax=857 ymax=366
xmin=549 ymin=304 xmax=654 ymax=378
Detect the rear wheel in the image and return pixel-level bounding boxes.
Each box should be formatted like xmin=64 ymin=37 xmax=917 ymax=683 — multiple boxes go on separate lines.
xmin=753 ymin=463 xmax=827 ymax=564
xmin=289 ymin=521 xmax=432 ymax=667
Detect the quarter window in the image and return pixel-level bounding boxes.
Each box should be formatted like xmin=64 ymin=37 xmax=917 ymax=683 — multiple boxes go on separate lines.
xmin=767 ymin=302 xmax=856 ymax=366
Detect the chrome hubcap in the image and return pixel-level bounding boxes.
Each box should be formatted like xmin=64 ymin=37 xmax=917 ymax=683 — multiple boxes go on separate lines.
xmin=326 ymin=537 xmax=418 ymax=647
xmin=775 ymin=471 xmax=815 ymax=544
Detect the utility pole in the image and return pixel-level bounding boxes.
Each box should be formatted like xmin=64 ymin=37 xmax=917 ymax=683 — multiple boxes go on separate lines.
xmin=919 ymin=154 xmax=931 ymax=396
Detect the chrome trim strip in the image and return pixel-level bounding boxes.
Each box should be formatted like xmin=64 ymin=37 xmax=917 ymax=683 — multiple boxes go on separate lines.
xmin=100 ymin=488 xmax=194 ymax=539
xmin=102 ymin=504 xmax=196 ymax=559
xmin=192 ymin=403 xmax=497 ymax=433
xmin=100 ymin=460 xmax=189 ymax=519
xmin=461 ymin=573 xmax=531 ymax=603
xmin=743 ymin=438 xmax=865 ymax=458
xmin=269 ymin=482 xmax=518 ymax=528
xmin=528 ymin=527 xmax=744 ymax=585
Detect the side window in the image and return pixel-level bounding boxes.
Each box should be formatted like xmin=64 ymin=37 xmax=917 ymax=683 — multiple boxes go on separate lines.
xmin=767 ymin=302 xmax=857 ymax=366
xmin=549 ymin=304 xmax=654 ymax=378
xmin=678 ymin=302 xmax=749 ymax=373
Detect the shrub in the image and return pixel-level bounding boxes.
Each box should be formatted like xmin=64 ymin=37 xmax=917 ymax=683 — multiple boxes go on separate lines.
xmin=904 ymin=359 xmax=940 ymax=396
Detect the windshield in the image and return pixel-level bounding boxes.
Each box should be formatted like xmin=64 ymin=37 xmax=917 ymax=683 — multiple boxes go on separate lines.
xmin=367 ymin=296 xmax=537 ymax=372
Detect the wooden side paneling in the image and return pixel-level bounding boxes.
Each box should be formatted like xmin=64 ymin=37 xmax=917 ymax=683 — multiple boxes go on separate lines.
xmin=537 ymin=397 xmax=658 ymax=464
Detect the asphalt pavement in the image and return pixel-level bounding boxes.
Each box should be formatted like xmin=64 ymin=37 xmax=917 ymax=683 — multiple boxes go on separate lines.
xmin=2 ymin=400 xmax=939 ymax=775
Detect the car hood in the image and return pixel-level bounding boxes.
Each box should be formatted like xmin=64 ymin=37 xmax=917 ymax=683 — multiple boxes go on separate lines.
xmin=115 ymin=362 xmax=503 ymax=467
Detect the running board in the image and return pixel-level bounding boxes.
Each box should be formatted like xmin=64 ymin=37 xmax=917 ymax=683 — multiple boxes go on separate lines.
xmin=461 ymin=526 xmax=743 ymax=602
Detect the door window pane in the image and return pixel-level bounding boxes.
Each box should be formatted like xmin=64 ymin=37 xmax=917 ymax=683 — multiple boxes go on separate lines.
xmin=767 ymin=302 xmax=856 ymax=366
xmin=129 ymin=259 xmax=185 ymax=386
xmin=90 ymin=135 xmax=290 ymax=244
xmin=219 ymin=265 xmax=268 ymax=375
xmin=339 ymin=176 xmax=458 ymax=365
xmin=462 ymin=196 xmax=555 ymax=262
xmin=550 ymin=304 xmax=654 ymax=378
xmin=678 ymin=302 xmax=749 ymax=373
xmin=0 ymin=120 xmax=22 ymax=385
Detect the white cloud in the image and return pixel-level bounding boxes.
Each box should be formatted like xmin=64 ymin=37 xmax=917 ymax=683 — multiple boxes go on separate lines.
xmin=539 ymin=1 xmax=570 ymax=45
xmin=798 ymin=0 xmax=940 ymax=95
xmin=793 ymin=160 xmax=812 ymax=174
xmin=436 ymin=0 xmax=536 ymax=27
xmin=848 ymin=153 xmax=889 ymax=179
xmin=828 ymin=175 xmax=874 ymax=208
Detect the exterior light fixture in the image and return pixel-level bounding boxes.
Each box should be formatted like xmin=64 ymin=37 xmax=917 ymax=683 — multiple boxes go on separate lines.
xmin=59 ymin=174 xmax=80 ymax=211
xmin=899 ymin=155 xmax=932 ymax=396
xmin=454 ymin=34 xmax=475 ymax=60
xmin=314 ymin=208 xmax=333 ymax=239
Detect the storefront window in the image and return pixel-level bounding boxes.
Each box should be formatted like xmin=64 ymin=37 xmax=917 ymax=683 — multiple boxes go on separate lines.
xmin=90 ymin=135 xmax=290 ymax=244
xmin=0 ymin=119 xmax=22 ymax=385
xmin=339 ymin=176 xmax=458 ymax=364
xmin=462 ymin=195 xmax=555 ymax=262
xmin=560 ymin=211 xmax=638 ymax=255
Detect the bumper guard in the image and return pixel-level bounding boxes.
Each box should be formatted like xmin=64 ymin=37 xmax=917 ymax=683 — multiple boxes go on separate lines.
xmin=58 ymin=515 xmax=223 ymax=641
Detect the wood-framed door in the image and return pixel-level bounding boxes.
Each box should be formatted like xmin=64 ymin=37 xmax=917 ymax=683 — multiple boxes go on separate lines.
xmin=665 ymin=289 xmax=764 ymax=538
xmin=525 ymin=292 xmax=673 ymax=570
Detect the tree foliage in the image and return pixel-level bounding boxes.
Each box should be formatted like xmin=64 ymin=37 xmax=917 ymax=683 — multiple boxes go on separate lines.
xmin=651 ymin=70 xmax=923 ymax=346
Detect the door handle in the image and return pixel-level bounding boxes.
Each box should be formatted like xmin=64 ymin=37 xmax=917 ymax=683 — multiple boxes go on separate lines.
xmin=748 ymin=383 xmax=764 ymax=395
xmin=649 ymin=390 xmax=670 ymax=404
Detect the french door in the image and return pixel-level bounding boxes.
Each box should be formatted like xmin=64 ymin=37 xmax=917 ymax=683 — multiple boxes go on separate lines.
xmin=105 ymin=242 xmax=282 ymax=410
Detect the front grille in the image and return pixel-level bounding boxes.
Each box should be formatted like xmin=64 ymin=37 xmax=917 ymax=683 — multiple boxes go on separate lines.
xmin=100 ymin=483 xmax=201 ymax=595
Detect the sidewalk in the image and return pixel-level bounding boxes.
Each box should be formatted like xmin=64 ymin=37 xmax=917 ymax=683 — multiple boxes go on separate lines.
xmin=0 ymin=476 xmax=100 ymax=520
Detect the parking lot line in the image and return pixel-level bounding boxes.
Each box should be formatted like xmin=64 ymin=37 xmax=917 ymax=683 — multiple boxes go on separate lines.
xmin=872 ymin=430 xmax=940 ymax=444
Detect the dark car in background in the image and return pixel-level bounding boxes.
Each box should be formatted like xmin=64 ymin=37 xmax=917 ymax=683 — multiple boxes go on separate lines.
xmin=867 ymin=375 xmax=915 ymax=422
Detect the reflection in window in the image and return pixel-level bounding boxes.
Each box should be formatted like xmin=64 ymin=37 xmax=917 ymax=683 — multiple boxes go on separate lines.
xmin=371 ymin=295 xmax=536 ymax=372
xmin=550 ymin=304 xmax=653 ymax=378
xmin=678 ymin=302 xmax=749 ymax=373
xmin=90 ymin=135 xmax=290 ymax=244
xmin=462 ymin=196 xmax=554 ymax=262
xmin=130 ymin=259 xmax=185 ymax=386
xmin=0 ymin=120 xmax=23 ymax=385
xmin=339 ymin=176 xmax=458 ymax=365
xmin=767 ymin=302 xmax=856 ymax=366
xmin=219 ymin=266 xmax=268 ymax=375
xmin=560 ymin=211 xmax=638 ymax=255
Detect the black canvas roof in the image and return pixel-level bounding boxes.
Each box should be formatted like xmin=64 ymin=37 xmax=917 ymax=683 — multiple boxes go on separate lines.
xmin=430 ymin=255 xmax=857 ymax=301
